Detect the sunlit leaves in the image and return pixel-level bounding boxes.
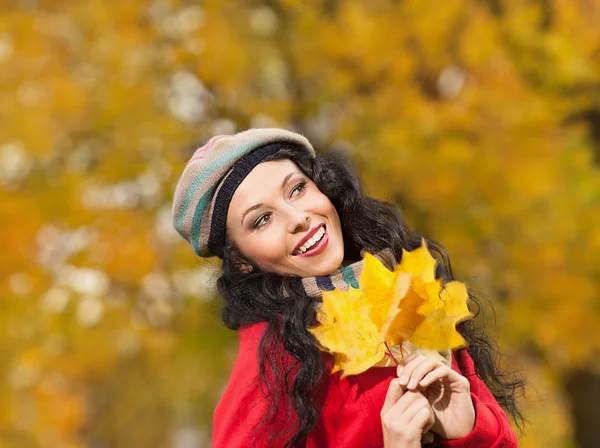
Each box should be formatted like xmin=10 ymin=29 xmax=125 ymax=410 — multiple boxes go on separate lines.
xmin=310 ymin=241 xmax=472 ymax=376
xmin=1 ymin=0 xmax=599 ymax=446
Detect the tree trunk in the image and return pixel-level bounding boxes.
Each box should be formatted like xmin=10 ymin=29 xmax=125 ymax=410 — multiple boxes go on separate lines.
xmin=565 ymin=369 xmax=600 ymax=448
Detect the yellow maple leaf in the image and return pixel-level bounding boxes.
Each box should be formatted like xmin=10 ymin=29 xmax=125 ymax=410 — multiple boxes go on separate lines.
xmin=398 ymin=243 xmax=438 ymax=283
xmin=394 ymin=241 xmax=472 ymax=350
xmin=360 ymin=252 xmax=409 ymax=330
xmin=398 ymin=241 xmax=439 ymax=299
xmin=410 ymin=281 xmax=472 ymax=350
xmin=384 ymin=287 xmax=426 ymax=347
xmin=310 ymin=240 xmax=472 ymax=376
xmin=309 ymin=287 xmax=386 ymax=376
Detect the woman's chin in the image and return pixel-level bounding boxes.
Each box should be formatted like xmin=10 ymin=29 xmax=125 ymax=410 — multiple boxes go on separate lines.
xmin=298 ymin=252 xmax=344 ymax=277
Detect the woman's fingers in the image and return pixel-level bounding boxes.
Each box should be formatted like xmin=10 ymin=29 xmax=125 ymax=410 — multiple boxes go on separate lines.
xmin=418 ymin=366 xmax=449 ymax=388
xmin=418 ymin=362 xmax=461 ymax=385
xmin=398 ymin=353 xmax=442 ymax=390
xmin=395 ymin=351 xmax=419 ymax=374
xmin=409 ymin=405 xmax=435 ymax=433
xmin=396 ymin=354 xmax=425 ymax=387
xmin=406 ymin=358 xmax=441 ymax=390
xmin=419 ymin=366 xmax=470 ymax=392
xmin=381 ymin=378 xmax=405 ymax=416
xmin=387 ymin=389 xmax=423 ymax=415
xmin=381 ymin=389 xmax=434 ymax=445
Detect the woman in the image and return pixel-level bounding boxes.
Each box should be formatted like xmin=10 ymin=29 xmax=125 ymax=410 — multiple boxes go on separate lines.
xmin=172 ymin=128 xmax=524 ymax=447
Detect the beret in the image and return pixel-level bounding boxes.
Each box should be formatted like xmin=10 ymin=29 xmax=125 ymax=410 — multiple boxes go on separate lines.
xmin=171 ymin=128 xmax=315 ymax=258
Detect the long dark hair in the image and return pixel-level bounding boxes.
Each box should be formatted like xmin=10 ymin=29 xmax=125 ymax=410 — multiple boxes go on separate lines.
xmin=216 ymin=145 xmax=525 ymax=446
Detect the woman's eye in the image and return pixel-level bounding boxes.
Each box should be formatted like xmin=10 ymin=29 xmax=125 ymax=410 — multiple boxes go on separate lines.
xmin=290 ymin=181 xmax=307 ymax=197
xmin=253 ymin=213 xmax=271 ymax=229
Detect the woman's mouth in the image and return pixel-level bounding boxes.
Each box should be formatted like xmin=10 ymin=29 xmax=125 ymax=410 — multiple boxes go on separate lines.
xmin=294 ymin=225 xmax=329 ymax=257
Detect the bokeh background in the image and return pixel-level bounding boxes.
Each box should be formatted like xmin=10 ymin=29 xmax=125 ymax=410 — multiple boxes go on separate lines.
xmin=1 ymin=0 xmax=599 ymax=447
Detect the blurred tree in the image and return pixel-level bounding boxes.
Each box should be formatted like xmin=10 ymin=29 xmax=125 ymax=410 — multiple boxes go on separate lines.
xmin=1 ymin=0 xmax=599 ymax=447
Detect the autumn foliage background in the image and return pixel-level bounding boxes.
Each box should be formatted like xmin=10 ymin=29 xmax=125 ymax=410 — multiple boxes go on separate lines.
xmin=1 ymin=1 xmax=599 ymax=447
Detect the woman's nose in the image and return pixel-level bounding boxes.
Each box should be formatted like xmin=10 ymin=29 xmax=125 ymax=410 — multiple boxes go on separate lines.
xmin=289 ymin=211 xmax=310 ymax=234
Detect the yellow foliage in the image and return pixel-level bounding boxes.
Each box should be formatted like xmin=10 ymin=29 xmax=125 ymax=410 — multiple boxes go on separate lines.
xmin=310 ymin=241 xmax=472 ymax=376
xmin=1 ymin=0 xmax=599 ymax=445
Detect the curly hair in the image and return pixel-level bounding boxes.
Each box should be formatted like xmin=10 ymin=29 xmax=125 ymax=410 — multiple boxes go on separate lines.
xmin=216 ymin=146 xmax=525 ymax=446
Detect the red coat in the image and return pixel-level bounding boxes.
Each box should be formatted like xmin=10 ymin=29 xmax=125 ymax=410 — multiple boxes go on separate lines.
xmin=212 ymin=322 xmax=518 ymax=447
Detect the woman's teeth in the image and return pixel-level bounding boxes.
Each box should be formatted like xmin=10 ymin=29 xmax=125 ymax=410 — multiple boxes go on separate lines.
xmin=298 ymin=227 xmax=325 ymax=254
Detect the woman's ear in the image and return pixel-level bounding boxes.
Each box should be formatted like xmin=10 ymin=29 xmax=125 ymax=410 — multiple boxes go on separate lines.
xmin=223 ymin=237 xmax=254 ymax=273
xmin=237 ymin=262 xmax=254 ymax=273
xmin=233 ymin=251 xmax=254 ymax=273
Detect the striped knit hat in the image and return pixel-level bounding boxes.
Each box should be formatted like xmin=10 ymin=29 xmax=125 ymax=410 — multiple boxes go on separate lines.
xmin=172 ymin=128 xmax=316 ymax=258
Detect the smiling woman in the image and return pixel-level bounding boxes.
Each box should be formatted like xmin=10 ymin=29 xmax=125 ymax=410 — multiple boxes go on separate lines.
xmin=171 ymin=129 xmax=524 ymax=447
xmin=226 ymin=159 xmax=345 ymax=277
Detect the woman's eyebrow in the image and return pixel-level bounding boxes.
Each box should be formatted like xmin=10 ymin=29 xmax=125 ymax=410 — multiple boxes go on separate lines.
xmin=280 ymin=172 xmax=298 ymax=192
xmin=241 ymin=203 xmax=263 ymax=225
xmin=240 ymin=172 xmax=300 ymax=225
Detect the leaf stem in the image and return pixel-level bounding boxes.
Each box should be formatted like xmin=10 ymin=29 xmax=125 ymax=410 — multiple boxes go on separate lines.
xmin=384 ymin=341 xmax=399 ymax=366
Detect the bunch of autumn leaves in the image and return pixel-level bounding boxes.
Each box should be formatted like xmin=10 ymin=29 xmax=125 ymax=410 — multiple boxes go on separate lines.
xmin=309 ymin=241 xmax=473 ymax=377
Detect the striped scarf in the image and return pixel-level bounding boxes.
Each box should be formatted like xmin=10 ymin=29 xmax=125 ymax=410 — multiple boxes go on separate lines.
xmin=301 ymin=248 xmax=397 ymax=298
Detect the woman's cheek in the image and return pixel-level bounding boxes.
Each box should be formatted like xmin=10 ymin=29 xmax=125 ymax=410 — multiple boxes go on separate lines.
xmin=256 ymin=228 xmax=287 ymax=259
xmin=307 ymin=191 xmax=333 ymax=213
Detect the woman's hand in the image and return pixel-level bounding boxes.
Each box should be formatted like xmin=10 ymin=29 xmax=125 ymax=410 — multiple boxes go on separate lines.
xmin=381 ymin=378 xmax=435 ymax=447
xmin=397 ymin=352 xmax=475 ymax=440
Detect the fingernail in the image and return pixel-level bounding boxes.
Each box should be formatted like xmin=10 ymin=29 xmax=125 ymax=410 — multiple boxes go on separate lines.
xmin=408 ymin=380 xmax=416 ymax=389
xmin=399 ymin=375 xmax=407 ymax=385
xmin=397 ymin=366 xmax=403 ymax=376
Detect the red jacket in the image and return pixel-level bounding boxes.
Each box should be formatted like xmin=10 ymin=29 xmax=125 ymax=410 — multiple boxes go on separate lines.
xmin=212 ymin=322 xmax=517 ymax=447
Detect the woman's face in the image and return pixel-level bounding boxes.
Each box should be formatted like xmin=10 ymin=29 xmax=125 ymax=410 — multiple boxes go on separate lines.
xmin=226 ymin=159 xmax=345 ymax=277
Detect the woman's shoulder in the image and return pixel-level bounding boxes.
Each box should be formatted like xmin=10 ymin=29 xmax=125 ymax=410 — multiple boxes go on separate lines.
xmin=213 ymin=321 xmax=298 ymax=446
xmin=238 ymin=321 xmax=269 ymax=343
xmin=451 ymin=348 xmax=477 ymax=376
xmin=227 ymin=322 xmax=271 ymax=375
